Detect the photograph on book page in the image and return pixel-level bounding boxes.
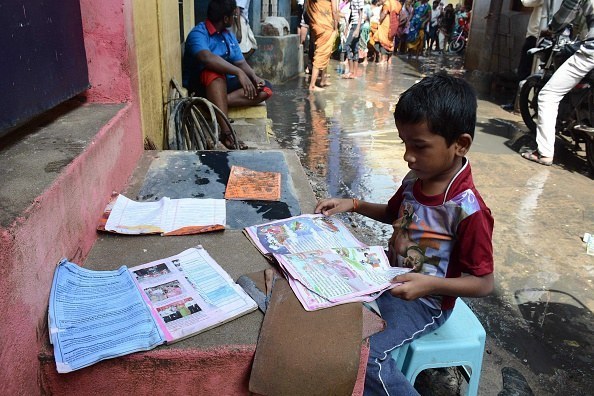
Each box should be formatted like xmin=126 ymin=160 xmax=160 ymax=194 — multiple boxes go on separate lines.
xmin=128 ymin=247 xmax=257 ymax=342
xmin=244 ymin=214 xmax=366 ymax=256
xmin=224 ymin=165 xmax=281 ymax=201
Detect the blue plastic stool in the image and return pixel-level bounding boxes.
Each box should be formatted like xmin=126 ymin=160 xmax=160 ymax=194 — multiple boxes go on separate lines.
xmin=390 ymin=299 xmax=486 ymax=396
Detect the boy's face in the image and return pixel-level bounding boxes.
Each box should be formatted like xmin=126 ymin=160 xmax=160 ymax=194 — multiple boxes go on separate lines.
xmin=396 ymin=121 xmax=470 ymax=186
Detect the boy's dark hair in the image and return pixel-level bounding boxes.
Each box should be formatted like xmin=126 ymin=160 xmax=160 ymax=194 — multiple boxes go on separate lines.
xmin=207 ymin=0 xmax=237 ymax=23
xmin=394 ymin=75 xmax=477 ymax=146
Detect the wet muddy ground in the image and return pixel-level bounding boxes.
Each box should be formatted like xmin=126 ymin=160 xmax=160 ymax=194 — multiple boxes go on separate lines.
xmin=267 ymin=53 xmax=594 ymax=395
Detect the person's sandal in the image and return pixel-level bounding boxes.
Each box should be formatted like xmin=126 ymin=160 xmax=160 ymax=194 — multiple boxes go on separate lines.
xmin=220 ymin=131 xmax=248 ymax=150
xmin=521 ymin=150 xmax=552 ymax=166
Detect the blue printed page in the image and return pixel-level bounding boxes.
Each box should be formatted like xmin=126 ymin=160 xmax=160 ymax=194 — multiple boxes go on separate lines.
xmin=48 ymin=260 xmax=165 ymax=373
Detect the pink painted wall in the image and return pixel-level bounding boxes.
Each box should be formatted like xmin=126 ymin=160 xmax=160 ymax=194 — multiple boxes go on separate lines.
xmin=0 ymin=0 xmax=143 ymax=394
xmin=79 ymin=0 xmax=133 ymax=103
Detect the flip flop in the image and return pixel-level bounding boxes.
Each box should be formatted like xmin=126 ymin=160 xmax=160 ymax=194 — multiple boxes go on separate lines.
xmin=521 ymin=151 xmax=552 ymax=166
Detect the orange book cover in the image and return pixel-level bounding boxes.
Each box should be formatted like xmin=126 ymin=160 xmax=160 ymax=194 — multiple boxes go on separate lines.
xmin=224 ymin=166 xmax=281 ymax=201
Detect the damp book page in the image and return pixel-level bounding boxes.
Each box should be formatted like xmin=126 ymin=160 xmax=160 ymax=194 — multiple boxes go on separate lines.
xmin=273 ymin=246 xmax=411 ymax=311
xmin=48 ymin=246 xmax=257 ymax=373
xmin=103 ymin=194 xmax=226 ymax=235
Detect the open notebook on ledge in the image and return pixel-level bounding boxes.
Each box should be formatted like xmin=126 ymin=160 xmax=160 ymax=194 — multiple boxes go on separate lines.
xmin=97 ymin=193 xmax=226 ymax=236
xmin=48 ymin=246 xmax=257 ymax=373
xmin=243 ymin=214 xmax=410 ymax=311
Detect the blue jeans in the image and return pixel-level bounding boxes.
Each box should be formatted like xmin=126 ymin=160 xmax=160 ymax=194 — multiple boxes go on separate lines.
xmin=345 ymin=24 xmax=361 ymax=61
xmin=364 ymin=294 xmax=451 ymax=396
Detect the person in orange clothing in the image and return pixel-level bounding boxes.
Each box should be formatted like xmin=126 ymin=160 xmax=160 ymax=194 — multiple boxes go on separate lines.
xmin=307 ymin=0 xmax=339 ymax=91
xmin=375 ymin=0 xmax=402 ymax=64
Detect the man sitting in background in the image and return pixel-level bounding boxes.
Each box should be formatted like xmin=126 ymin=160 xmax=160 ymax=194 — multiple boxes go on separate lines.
xmin=182 ymin=0 xmax=272 ymax=150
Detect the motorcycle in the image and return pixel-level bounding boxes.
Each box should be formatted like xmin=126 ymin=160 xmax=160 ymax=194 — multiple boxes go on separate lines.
xmin=449 ymin=17 xmax=469 ymax=54
xmin=519 ymin=32 xmax=594 ymax=172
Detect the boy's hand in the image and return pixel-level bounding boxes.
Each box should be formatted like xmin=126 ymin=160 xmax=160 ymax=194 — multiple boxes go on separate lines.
xmin=389 ymin=273 xmax=436 ymax=300
xmin=314 ymin=198 xmax=353 ymax=216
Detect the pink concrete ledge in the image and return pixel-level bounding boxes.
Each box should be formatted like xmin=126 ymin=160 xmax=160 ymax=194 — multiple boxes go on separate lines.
xmin=39 ymin=341 xmax=369 ymax=395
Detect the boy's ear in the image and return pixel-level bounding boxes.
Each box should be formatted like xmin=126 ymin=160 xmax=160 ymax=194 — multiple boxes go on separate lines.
xmin=454 ymin=133 xmax=473 ymax=156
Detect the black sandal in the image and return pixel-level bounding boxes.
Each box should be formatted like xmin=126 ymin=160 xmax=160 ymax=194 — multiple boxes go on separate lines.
xmin=220 ymin=131 xmax=248 ymax=150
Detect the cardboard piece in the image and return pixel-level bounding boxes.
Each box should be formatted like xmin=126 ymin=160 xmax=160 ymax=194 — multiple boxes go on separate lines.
xmin=247 ymin=270 xmax=384 ymax=396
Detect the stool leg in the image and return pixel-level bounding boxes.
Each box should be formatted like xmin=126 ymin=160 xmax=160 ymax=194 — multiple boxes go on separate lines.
xmin=465 ymin=363 xmax=481 ymax=396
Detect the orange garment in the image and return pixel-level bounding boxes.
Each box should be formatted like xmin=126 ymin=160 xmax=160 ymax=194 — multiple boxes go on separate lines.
xmin=307 ymin=0 xmax=338 ymax=70
xmin=377 ymin=0 xmax=401 ymax=52
xmin=407 ymin=30 xmax=424 ymax=53
xmin=369 ymin=21 xmax=379 ymax=47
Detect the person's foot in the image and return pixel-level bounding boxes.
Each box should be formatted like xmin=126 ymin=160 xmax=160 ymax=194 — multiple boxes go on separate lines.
xmin=317 ymin=81 xmax=332 ymax=87
xmin=500 ymin=103 xmax=514 ymax=111
xmin=341 ymin=73 xmax=355 ymax=79
xmin=220 ymin=131 xmax=248 ymax=150
xmin=521 ymin=150 xmax=552 ymax=166
xmin=309 ymin=85 xmax=325 ymax=91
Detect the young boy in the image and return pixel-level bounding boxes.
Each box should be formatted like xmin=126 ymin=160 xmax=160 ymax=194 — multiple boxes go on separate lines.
xmin=315 ymin=75 xmax=494 ymax=395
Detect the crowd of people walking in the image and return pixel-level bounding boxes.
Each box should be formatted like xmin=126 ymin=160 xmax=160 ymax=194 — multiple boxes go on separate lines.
xmin=301 ymin=0 xmax=471 ymax=90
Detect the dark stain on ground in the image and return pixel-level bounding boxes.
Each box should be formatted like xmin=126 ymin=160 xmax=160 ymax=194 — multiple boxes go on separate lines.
xmin=194 ymin=177 xmax=210 ymax=185
xmin=44 ymin=159 xmax=72 ymax=173
xmin=252 ymin=201 xmax=292 ymax=220
xmin=195 ymin=151 xmax=230 ymax=185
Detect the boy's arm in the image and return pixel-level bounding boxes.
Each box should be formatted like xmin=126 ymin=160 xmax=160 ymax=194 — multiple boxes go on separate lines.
xmin=314 ymin=198 xmax=396 ymax=224
xmin=389 ymin=272 xmax=494 ymax=301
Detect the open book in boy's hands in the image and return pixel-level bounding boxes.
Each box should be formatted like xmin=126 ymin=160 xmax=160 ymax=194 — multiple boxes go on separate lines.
xmin=275 ymin=246 xmax=411 ymax=311
xmin=243 ymin=214 xmax=411 ymax=311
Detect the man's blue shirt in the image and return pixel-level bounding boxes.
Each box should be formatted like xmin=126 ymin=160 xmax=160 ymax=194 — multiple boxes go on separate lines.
xmin=182 ymin=20 xmax=244 ymax=90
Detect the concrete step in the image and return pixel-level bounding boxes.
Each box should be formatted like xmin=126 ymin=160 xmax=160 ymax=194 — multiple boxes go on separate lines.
xmin=0 ymin=98 xmax=144 ymax=394
xmin=232 ymin=117 xmax=277 ymax=149
xmin=228 ymin=101 xmax=267 ymax=120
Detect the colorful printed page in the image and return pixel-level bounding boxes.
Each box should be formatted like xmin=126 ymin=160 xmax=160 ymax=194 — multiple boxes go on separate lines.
xmin=48 ymin=260 xmax=166 ymax=373
xmin=224 ymin=165 xmax=281 ymax=201
xmin=274 ymin=246 xmax=411 ymax=311
xmin=129 ymin=247 xmax=257 ymax=342
xmin=102 ymin=194 xmax=226 ymax=235
xmin=244 ymin=214 xmax=366 ymax=256
xmin=286 ymin=275 xmax=378 ymax=312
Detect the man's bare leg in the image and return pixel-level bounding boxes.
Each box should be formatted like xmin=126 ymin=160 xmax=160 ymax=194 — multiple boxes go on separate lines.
xmin=205 ymin=78 xmax=229 ymax=129
xmin=205 ymin=78 xmax=247 ymax=149
xmin=309 ymin=68 xmax=324 ymax=91
xmin=227 ymin=88 xmax=269 ymax=107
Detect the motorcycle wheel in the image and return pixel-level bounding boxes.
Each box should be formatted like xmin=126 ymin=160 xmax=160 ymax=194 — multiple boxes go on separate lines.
xmin=519 ymin=76 xmax=542 ymax=134
xmin=586 ymin=135 xmax=594 ymax=173
xmin=449 ymin=37 xmax=465 ymax=54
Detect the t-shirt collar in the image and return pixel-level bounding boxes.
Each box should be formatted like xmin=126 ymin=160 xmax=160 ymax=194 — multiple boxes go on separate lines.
xmin=205 ymin=19 xmax=229 ymax=35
